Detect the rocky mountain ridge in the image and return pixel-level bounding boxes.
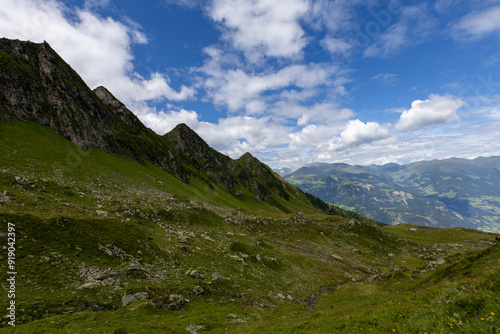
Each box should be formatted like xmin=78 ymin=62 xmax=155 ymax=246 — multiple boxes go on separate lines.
xmin=0 ymin=38 xmax=300 ymax=205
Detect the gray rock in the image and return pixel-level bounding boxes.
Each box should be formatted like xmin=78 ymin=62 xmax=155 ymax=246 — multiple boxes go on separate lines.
xmin=102 ymin=248 xmax=113 ymax=256
xmin=95 ymin=271 xmax=120 ymax=280
xmin=187 ymin=269 xmax=205 ymax=280
xmin=211 ymin=272 xmax=225 ymax=281
xmin=122 ymin=294 xmax=139 ymax=307
xmin=133 ymin=292 xmax=149 ymax=301
xmin=15 ymin=176 xmax=31 ymax=185
xmin=127 ymin=262 xmax=142 ymax=271
xmin=185 ymin=325 xmax=205 ymax=334
xmin=230 ymin=318 xmax=247 ymax=323
xmin=78 ymin=282 xmax=100 ymax=289
xmin=96 ymin=210 xmax=110 ymax=218
xmin=168 ymin=294 xmax=186 ymax=310
xmin=193 ymin=286 xmax=204 ymax=295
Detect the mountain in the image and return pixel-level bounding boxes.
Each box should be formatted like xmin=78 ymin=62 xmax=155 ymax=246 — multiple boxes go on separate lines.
xmin=0 ymin=37 xmax=318 ymax=212
xmin=1 ymin=38 xmax=499 ymax=333
xmin=285 ymin=158 xmax=500 ymax=232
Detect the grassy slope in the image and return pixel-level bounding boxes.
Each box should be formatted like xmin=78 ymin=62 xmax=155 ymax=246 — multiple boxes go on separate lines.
xmin=0 ymin=120 xmax=319 ymax=215
xmin=0 ymin=120 xmax=499 ymax=333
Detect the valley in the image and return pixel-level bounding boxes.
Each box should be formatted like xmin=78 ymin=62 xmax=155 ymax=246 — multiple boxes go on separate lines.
xmin=285 ymin=159 xmax=500 ymax=233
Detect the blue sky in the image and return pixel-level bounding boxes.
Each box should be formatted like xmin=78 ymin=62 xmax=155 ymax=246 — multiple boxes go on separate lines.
xmin=1 ymin=0 xmax=500 ymax=170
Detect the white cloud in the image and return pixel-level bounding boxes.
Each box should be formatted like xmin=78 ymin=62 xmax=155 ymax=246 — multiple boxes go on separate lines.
xmin=329 ymin=119 xmax=391 ymax=151
xmin=200 ymin=53 xmax=339 ymax=112
xmin=134 ymin=105 xmax=201 ymax=135
xmin=395 ymin=95 xmax=465 ymax=132
xmin=289 ymin=123 xmax=346 ymax=148
xmin=208 ymin=0 xmax=309 ymax=61
xmin=272 ymin=101 xmax=354 ymax=126
xmin=306 ymin=0 xmax=360 ymax=34
xmin=320 ymin=37 xmax=353 ymax=56
xmin=0 ymin=0 xmax=194 ymax=106
xmin=452 ymin=5 xmax=500 ymax=39
xmin=196 ymin=116 xmax=291 ymax=158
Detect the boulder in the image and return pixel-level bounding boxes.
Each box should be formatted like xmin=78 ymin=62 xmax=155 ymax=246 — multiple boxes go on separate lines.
xmin=168 ymin=294 xmax=186 ymax=310
xmin=185 ymin=325 xmax=205 ymax=334
xmin=186 ymin=269 xmax=205 ymax=279
xmin=211 ymin=272 xmax=225 ymax=281
xmin=96 ymin=210 xmax=110 ymax=218
xmin=122 ymin=294 xmax=139 ymax=307
xmin=78 ymin=282 xmax=100 ymax=289
xmin=193 ymin=286 xmax=204 ymax=295
xmin=14 ymin=176 xmax=31 ymax=185
xmin=133 ymin=292 xmax=149 ymax=301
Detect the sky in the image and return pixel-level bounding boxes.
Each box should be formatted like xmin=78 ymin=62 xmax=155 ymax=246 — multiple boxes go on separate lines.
xmin=1 ymin=0 xmax=500 ymax=170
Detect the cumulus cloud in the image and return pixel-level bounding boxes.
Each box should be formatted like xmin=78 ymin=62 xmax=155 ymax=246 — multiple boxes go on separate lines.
xmin=200 ymin=51 xmax=340 ymax=113
xmin=208 ymin=0 xmax=309 ymax=61
xmin=196 ymin=116 xmax=291 ymax=158
xmin=0 ymin=0 xmax=194 ymax=106
xmin=395 ymin=95 xmax=465 ymax=132
xmin=452 ymin=5 xmax=500 ymax=39
xmin=329 ymin=119 xmax=391 ymax=151
xmin=272 ymin=102 xmax=354 ymax=126
xmin=135 ymin=106 xmax=201 ymax=135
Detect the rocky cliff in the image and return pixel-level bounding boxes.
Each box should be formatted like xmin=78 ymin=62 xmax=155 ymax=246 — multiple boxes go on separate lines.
xmin=0 ymin=38 xmax=295 ymax=203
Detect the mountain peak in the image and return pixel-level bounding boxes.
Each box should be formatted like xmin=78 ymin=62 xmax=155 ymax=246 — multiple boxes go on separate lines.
xmin=94 ymin=86 xmax=123 ymax=108
xmin=239 ymin=152 xmax=254 ymax=161
xmin=165 ymin=123 xmax=208 ymax=150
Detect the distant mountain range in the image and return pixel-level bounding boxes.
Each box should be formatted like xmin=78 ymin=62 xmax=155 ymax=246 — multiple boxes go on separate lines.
xmin=285 ymin=157 xmax=500 ymax=232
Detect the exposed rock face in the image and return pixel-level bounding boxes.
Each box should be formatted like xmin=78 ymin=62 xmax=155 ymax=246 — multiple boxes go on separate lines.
xmin=237 ymin=152 xmax=290 ymax=201
xmin=0 ymin=38 xmax=177 ymax=173
xmin=0 ymin=38 xmax=299 ymax=205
